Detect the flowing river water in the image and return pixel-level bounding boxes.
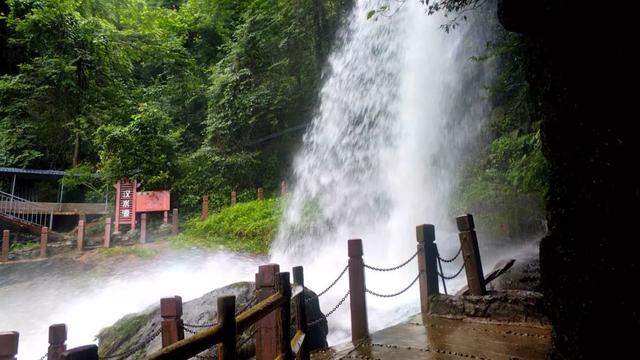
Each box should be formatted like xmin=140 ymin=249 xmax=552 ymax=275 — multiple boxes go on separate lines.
xmin=0 ymin=1 xmax=515 ymax=358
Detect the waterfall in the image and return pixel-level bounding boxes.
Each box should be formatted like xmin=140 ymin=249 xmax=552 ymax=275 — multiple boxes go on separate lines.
xmin=271 ymin=0 xmax=494 ymax=343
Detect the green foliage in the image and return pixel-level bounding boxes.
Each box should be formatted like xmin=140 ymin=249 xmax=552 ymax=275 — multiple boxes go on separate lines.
xmin=1 ymin=0 xmax=348 ymax=215
xmin=9 ymin=239 xmax=38 ymax=252
xmin=172 ymin=198 xmax=282 ymax=254
xmin=457 ymin=30 xmax=548 ymax=239
xmin=96 ymin=245 xmax=158 ymax=258
xmin=95 ymin=102 xmax=181 ymax=189
xmin=96 ymin=310 xmax=155 ymax=359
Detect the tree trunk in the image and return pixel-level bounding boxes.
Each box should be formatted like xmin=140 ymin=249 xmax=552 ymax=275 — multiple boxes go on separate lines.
xmin=72 ymin=132 xmax=80 ymax=167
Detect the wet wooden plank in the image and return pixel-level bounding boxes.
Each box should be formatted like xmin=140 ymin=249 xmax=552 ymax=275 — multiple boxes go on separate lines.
xmin=312 ymin=314 xmax=551 ymax=360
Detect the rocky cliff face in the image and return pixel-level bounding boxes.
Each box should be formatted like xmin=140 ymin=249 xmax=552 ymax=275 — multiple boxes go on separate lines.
xmin=498 ymin=0 xmax=638 ymax=358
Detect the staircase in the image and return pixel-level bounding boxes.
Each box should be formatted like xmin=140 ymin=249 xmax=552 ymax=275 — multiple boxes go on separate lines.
xmin=0 ymin=190 xmax=54 ymax=235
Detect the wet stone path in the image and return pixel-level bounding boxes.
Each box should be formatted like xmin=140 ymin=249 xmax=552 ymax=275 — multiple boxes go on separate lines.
xmin=312 ymin=315 xmax=552 ymax=360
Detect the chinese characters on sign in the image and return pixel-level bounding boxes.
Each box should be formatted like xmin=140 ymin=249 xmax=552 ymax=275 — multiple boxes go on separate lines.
xmin=114 ymin=178 xmax=137 ymax=231
xmin=114 ymin=179 xmax=171 ymax=232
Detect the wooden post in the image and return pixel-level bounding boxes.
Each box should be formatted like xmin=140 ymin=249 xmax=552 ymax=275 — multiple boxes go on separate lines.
xmin=160 ymin=296 xmax=185 ymax=347
xmin=348 ymin=239 xmax=368 ymax=342
xmin=0 ymin=331 xmax=19 ymax=360
xmin=114 ymin=180 xmax=121 ymax=233
xmin=171 ymin=208 xmax=179 ymax=236
xmin=104 ymin=217 xmax=112 ymax=248
xmin=280 ymin=180 xmax=287 ymax=195
xmin=292 ymin=266 xmax=310 ymax=360
xmin=257 ymin=187 xmax=264 ymax=200
xmin=61 ymin=345 xmax=98 ymax=360
xmin=163 ymin=211 xmax=168 ymax=225
xmin=456 ymin=214 xmax=486 ymax=295
xmin=230 ymin=191 xmax=237 ymax=207
xmin=278 ymin=272 xmax=292 ymax=360
xmin=48 ymin=324 xmax=67 ymax=360
xmin=255 ymin=264 xmax=280 ymax=360
xmin=2 ymin=230 xmax=10 ymax=262
xmin=77 ymin=220 xmax=85 ymax=252
xmin=40 ymin=226 xmax=48 ymax=258
xmin=217 ymin=295 xmax=237 ymax=360
xmin=201 ymin=195 xmax=209 ymax=220
xmin=140 ymin=213 xmax=147 ymax=244
xmin=416 ymin=224 xmax=439 ymax=314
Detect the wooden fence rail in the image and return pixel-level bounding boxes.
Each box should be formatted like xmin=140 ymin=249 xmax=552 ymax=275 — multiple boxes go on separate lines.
xmin=0 ymin=214 xmax=488 ymax=359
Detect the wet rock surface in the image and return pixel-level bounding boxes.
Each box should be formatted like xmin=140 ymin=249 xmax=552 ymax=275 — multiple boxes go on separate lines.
xmin=429 ymin=290 xmax=548 ymax=326
xmin=435 ymin=250 xmax=547 ymax=325
xmin=490 ymin=251 xmax=541 ymax=292
xmin=97 ymin=281 xmax=327 ymax=359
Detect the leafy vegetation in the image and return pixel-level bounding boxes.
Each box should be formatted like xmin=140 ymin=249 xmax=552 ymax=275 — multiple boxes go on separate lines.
xmin=456 ymin=29 xmax=548 ymax=239
xmin=172 ymin=198 xmax=281 ymax=254
xmin=96 ymin=245 xmax=158 ymax=258
xmin=0 ymin=0 xmax=350 ymax=211
xmin=9 ymin=239 xmax=38 ymax=252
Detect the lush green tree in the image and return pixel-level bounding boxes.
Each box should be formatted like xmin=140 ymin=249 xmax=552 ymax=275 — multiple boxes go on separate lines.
xmin=95 ymin=102 xmax=181 ymax=189
xmin=0 ymin=0 xmax=350 ymax=211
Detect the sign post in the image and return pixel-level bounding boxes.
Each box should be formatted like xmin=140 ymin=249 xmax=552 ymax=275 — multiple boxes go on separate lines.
xmin=114 ymin=179 xmax=171 ymax=235
xmin=114 ymin=179 xmax=137 ymax=233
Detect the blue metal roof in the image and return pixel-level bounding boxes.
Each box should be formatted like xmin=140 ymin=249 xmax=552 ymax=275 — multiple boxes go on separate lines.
xmin=0 ymin=167 xmax=66 ymax=177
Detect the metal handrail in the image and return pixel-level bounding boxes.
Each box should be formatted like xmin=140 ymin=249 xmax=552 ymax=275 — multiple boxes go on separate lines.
xmin=0 ymin=190 xmax=53 ymax=228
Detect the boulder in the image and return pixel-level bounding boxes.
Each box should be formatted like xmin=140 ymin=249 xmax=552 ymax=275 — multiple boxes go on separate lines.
xmin=97 ymin=281 xmax=327 ymax=359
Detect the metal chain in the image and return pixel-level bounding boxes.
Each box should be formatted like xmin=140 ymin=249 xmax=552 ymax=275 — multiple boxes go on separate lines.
xmin=183 ymin=322 xmax=217 ymax=329
xmin=364 ymin=249 xmax=420 ymax=272
xmin=307 ymin=290 xmax=350 ymax=327
xmin=438 ymin=262 xmax=465 ymax=280
xmin=365 ymin=272 xmax=422 ymax=298
xmin=437 ymin=246 xmax=462 ymax=263
xmin=182 ymin=325 xmax=198 ymax=335
xmin=236 ymin=296 xmax=257 ymax=315
xmin=436 ymin=255 xmax=448 ymax=295
xmin=305 ymin=264 xmax=349 ymax=303
xmin=238 ymin=328 xmax=257 ymax=348
xmin=183 ymin=296 xmax=255 ymax=335
xmin=101 ymin=327 xmax=161 ymax=359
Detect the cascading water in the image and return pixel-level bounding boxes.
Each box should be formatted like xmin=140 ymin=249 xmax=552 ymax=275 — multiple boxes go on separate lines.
xmin=1 ymin=1 xmax=502 ymax=357
xmin=271 ymin=0 xmax=494 ymax=344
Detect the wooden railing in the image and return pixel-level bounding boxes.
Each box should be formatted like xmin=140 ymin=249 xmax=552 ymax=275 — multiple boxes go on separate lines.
xmin=0 ymin=264 xmax=311 ymax=360
xmin=0 ymin=214 xmax=488 ymax=360
xmin=146 ymin=268 xmax=306 ymax=360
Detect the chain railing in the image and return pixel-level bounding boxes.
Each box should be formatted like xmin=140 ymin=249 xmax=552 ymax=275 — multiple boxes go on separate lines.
xmin=304 ymin=264 xmax=349 ymax=304
xmin=437 ymin=246 xmax=462 ymax=263
xmin=307 ymin=290 xmax=350 ymax=327
xmin=363 ymin=249 xmax=420 ymax=272
xmin=435 ymin=245 xmax=466 ymax=295
xmin=182 ymin=296 xmax=257 ymax=334
xmin=365 ymin=271 xmax=423 ymax=298
xmin=0 ymin=216 xmax=488 ymax=360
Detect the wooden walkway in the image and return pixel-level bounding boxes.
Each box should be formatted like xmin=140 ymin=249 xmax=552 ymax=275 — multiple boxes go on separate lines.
xmin=312 ymin=315 xmax=552 ymax=360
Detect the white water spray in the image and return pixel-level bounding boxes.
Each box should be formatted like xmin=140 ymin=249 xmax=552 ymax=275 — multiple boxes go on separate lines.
xmin=1 ymin=1 xmax=498 ymax=356
xmin=271 ymin=0 xmax=493 ymax=344
xmin=0 ymin=251 xmax=261 ymax=359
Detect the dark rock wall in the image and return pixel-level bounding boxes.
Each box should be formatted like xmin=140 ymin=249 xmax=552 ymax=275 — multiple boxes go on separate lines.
xmin=498 ymin=0 xmax=638 ymax=358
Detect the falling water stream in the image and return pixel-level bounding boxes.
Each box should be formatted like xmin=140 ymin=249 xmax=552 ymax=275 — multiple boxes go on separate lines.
xmin=270 ymin=0 xmax=494 ymax=344
xmin=1 ymin=1 xmax=504 ymax=358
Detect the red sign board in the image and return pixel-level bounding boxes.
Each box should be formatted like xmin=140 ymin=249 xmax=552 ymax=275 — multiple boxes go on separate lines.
xmin=114 ymin=179 xmax=171 ymax=231
xmin=136 ymin=191 xmax=170 ymax=212
xmin=114 ymin=179 xmax=137 ymax=230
